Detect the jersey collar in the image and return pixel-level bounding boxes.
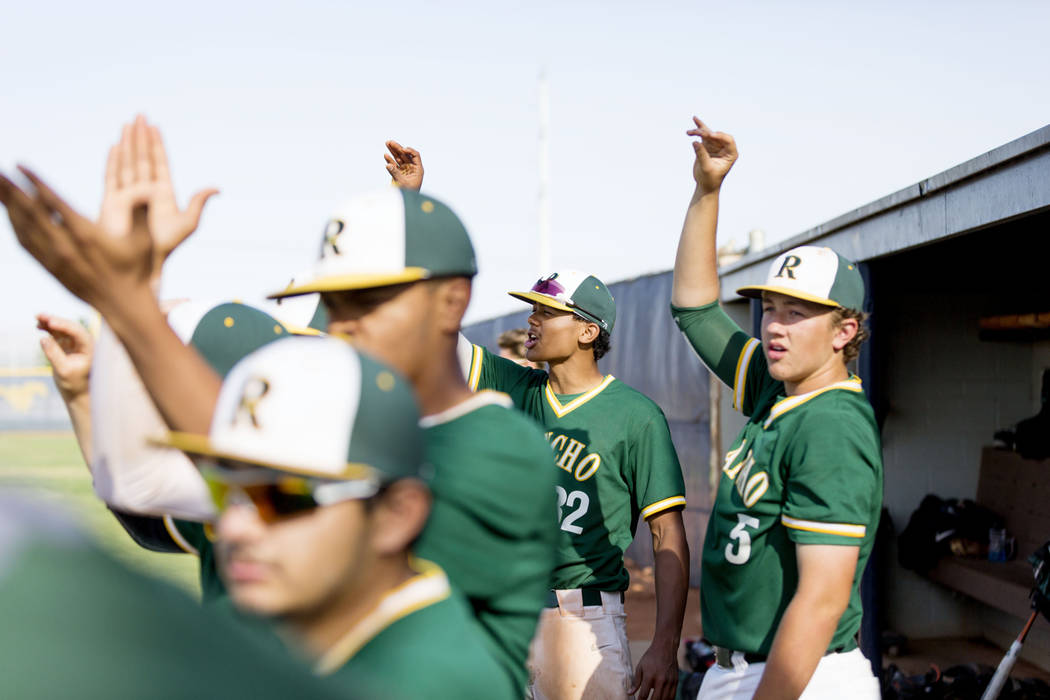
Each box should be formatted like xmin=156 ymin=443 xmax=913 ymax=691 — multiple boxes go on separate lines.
xmin=315 ymin=557 xmax=451 ymax=675
xmin=419 ymin=390 xmax=513 ymax=428
xmin=763 ymin=375 xmax=863 ymax=429
xmin=543 ymin=375 xmax=615 ymax=418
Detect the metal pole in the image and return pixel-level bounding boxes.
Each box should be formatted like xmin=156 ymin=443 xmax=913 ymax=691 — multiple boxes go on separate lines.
xmin=538 ymin=69 xmax=551 ymax=276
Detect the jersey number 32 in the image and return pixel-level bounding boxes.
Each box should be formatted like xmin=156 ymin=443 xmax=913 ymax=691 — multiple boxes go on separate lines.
xmin=555 ymin=485 xmax=590 ymax=534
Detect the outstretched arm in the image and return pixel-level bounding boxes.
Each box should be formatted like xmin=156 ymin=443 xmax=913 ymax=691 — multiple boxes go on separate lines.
xmin=37 ymin=314 xmax=95 ymax=467
xmin=0 ymin=117 xmax=221 ymax=434
xmin=630 ymin=509 xmax=689 ymax=700
xmin=384 ymin=140 xmax=424 ymax=190
xmin=670 ymin=117 xmax=738 ymax=308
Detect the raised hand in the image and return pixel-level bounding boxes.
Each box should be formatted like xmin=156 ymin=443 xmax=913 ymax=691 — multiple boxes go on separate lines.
xmin=97 ymin=115 xmax=218 ymax=282
xmin=0 ymin=165 xmax=153 ymax=314
xmin=384 ymin=140 xmax=424 ymax=190
xmin=37 ymin=314 xmax=94 ymax=402
xmin=687 ymin=116 xmax=738 ymax=194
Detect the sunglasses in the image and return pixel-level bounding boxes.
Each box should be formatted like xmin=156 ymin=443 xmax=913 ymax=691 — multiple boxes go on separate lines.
xmin=531 ymin=276 xmax=601 ymax=327
xmin=199 ymin=461 xmax=382 ymax=523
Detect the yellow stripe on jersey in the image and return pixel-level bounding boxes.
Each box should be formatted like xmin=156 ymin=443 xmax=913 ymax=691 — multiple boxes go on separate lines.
xmin=543 ymin=375 xmax=616 ymax=418
xmin=781 ymin=515 xmax=866 ymax=538
xmin=641 ymin=495 xmax=687 ymax=520
xmin=732 ymin=338 xmax=761 ymax=411
xmin=467 ymin=344 xmax=484 ymax=392
xmin=162 ymin=515 xmax=199 ymax=556
xmin=763 ymin=376 xmax=864 ymax=429
xmin=316 ymin=557 xmax=451 ymax=674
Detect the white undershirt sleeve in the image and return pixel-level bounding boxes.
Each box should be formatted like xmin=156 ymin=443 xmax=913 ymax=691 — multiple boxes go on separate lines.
xmin=89 ymin=320 xmax=216 ymax=521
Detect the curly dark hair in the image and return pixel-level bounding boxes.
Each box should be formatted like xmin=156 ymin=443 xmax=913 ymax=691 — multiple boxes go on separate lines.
xmin=831 ymin=307 xmax=870 ymax=364
xmin=592 ymin=328 xmax=611 ymax=361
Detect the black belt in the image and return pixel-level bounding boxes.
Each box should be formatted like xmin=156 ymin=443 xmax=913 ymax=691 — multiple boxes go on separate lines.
xmin=544 ymin=589 xmax=624 ymax=607
xmin=714 ymin=643 xmax=851 ymax=669
xmin=713 ymin=647 xmax=766 ymax=668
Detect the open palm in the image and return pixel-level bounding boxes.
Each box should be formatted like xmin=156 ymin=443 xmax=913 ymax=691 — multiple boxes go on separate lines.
xmin=97 ymin=116 xmax=217 ymax=277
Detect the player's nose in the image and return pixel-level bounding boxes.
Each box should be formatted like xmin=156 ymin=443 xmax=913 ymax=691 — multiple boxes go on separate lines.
xmin=216 ymin=503 xmax=267 ymax=542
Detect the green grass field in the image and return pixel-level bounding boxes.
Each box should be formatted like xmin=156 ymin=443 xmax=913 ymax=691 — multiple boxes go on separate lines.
xmin=0 ymin=432 xmax=200 ymax=595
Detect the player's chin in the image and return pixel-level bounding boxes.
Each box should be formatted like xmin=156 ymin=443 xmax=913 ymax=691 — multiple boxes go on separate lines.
xmin=765 ymin=360 xmax=794 ymax=383
xmin=228 ymin=586 xmax=291 ymax=618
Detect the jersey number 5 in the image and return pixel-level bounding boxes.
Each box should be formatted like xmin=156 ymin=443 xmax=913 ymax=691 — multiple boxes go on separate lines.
xmin=555 ymin=485 xmax=590 ymax=534
xmin=725 ymin=513 xmax=760 ymax=565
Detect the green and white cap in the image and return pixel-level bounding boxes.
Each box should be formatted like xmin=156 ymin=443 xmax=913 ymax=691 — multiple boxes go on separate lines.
xmin=268 ymin=187 xmax=477 ymax=299
xmin=737 ymin=245 xmax=865 ymax=312
xmin=509 ymin=269 xmax=617 ymax=333
xmin=162 ymin=336 xmax=425 ymax=483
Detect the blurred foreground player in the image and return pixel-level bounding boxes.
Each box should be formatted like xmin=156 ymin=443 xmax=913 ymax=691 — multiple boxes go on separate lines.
xmin=670 ymin=117 xmax=882 ymax=699
xmin=159 ymin=335 xmax=513 ymax=699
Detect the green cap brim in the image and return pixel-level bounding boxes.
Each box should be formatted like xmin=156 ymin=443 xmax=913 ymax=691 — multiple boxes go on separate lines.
xmin=268 ymin=268 xmax=430 ymax=299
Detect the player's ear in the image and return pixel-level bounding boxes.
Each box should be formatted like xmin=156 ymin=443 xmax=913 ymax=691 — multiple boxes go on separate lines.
xmin=831 ymin=315 xmax=858 ymax=352
xmin=369 ymin=479 xmax=431 ymax=555
xmin=576 ymin=319 xmax=600 ymax=346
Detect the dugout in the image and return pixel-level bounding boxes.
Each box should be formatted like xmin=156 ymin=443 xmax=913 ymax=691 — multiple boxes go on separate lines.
xmin=718 ymin=123 xmax=1050 ymax=672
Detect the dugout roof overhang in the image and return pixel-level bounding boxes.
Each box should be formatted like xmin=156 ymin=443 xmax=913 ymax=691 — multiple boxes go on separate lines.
xmin=718 ymin=123 xmax=1050 ymax=301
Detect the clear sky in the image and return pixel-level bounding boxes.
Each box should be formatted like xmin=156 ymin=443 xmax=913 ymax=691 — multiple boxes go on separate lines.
xmin=2 ymin=0 xmax=1049 ymax=360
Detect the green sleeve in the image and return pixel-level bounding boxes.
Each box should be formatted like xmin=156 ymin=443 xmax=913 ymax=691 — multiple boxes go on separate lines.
xmin=780 ymin=401 xmax=881 ymax=545
xmin=670 ymin=301 xmax=774 ymax=417
xmin=467 ymin=344 xmax=546 ymax=407
xmin=630 ymin=411 xmax=687 ymax=521
xmin=170 ymin=518 xmax=228 ymax=602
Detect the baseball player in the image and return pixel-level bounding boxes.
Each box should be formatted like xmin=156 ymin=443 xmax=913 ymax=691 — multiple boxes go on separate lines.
xmin=384 ymin=142 xmax=689 ymax=700
xmin=2 ymin=118 xmax=558 ymax=695
xmin=154 ymin=335 xmax=515 ymax=699
xmin=670 ymin=117 xmax=882 ymax=699
xmin=463 ymin=270 xmax=689 ymax=700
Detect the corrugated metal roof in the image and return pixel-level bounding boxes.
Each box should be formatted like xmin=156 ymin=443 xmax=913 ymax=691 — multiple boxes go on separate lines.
xmin=718 ymin=124 xmax=1050 ymax=302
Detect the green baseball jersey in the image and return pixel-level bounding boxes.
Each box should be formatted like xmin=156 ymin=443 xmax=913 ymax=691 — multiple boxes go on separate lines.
xmin=413 ymin=392 xmax=557 ymax=694
xmin=467 ymin=345 xmax=686 ymax=592
xmin=321 ymin=558 xmax=515 ymax=700
xmin=671 ymin=301 xmax=883 ymax=655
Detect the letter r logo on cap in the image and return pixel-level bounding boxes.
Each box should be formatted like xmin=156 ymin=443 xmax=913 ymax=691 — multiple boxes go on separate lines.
xmin=775 ymin=255 xmax=802 ymax=280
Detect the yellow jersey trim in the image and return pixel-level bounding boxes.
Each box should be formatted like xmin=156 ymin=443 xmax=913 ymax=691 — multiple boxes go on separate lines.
xmin=316 ymin=557 xmax=451 ymax=675
xmin=162 ymin=515 xmax=199 ymax=556
xmin=763 ymin=376 xmax=864 ymax=429
xmin=733 ymin=338 xmax=761 ymax=411
xmin=544 ymin=375 xmax=616 ymax=418
xmin=781 ymin=515 xmax=866 ymax=538
xmin=467 ymin=343 xmax=484 ymax=392
xmin=641 ymin=495 xmax=687 ymax=520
